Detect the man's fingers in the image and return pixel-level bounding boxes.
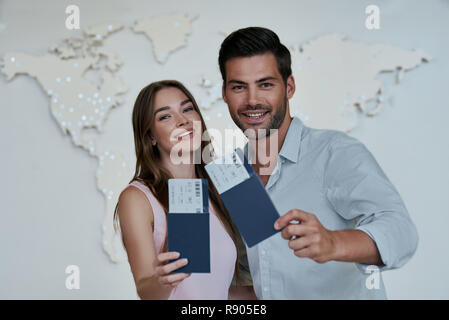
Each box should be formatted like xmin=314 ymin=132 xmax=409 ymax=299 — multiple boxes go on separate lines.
xmin=288 ymin=236 xmax=313 ymax=251
xmin=157 ymin=251 xmax=180 ymax=264
xmin=275 ymin=209 xmax=312 ymax=230
xmin=293 ymin=247 xmax=313 ymax=259
xmin=281 ymin=224 xmax=314 ymax=240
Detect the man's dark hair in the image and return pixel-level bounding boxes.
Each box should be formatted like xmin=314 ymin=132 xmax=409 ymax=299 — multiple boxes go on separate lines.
xmin=218 ymin=27 xmax=292 ymax=85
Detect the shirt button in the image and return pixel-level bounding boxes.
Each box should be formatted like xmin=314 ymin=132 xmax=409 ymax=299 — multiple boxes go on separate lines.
xmin=263 ymin=287 xmax=269 ymax=292
xmin=261 ymin=250 xmax=266 ymax=255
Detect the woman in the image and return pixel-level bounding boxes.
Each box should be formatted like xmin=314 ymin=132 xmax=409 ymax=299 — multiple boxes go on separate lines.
xmin=113 ymin=80 xmax=255 ymax=299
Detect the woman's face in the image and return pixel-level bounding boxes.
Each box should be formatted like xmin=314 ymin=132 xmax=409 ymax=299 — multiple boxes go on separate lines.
xmin=150 ymin=87 xmax=203 ymax=160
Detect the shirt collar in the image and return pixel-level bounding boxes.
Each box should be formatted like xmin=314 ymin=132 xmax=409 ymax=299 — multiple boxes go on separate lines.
xmin=279 ymin=116 xmax=304 ymax=163
xmin=243 ymin=116 xmax=304 ymax=164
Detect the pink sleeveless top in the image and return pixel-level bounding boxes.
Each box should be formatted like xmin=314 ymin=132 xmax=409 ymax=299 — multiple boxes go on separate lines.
xmin=123 ymin=180 xmax=237 ymax=300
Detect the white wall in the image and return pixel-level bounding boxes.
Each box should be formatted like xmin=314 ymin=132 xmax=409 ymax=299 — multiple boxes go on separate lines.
xmin=0 ymin=0 xmax=448 ymax=299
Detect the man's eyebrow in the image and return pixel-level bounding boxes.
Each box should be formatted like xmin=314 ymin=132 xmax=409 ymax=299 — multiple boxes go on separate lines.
xmin=256 ymin=77 xmax=277 ymax=83
xmin=227 ymin=77 xmax=278 ymax=85
xmin=228 ymin=79 xmax=247 ymax=85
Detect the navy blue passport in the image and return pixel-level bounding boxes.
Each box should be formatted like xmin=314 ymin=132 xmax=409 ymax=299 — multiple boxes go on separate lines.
xmin=206 ymin=149 xmax=280 ymax=247
xmin=167 ymin=179 xmax=210 ymax=273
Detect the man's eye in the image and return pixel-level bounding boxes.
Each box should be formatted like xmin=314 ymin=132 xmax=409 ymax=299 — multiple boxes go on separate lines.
xmin=261 ymin=83 xmax=273 ymax=88
xmin=232 ymin=85 xmax=245 ymax=91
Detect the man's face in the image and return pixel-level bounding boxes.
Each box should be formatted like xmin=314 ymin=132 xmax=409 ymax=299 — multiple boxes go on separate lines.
xmin=222 ymin=53 xmax=295 ymax=139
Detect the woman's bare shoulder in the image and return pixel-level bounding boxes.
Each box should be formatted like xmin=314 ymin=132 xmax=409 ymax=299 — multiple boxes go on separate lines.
xmin=118 ymin=185 xmax=154 ymax=223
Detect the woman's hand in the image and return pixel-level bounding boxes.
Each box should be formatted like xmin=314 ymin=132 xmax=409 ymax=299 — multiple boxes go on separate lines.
xmin=155 ymin=252 xmax=191 ymax=288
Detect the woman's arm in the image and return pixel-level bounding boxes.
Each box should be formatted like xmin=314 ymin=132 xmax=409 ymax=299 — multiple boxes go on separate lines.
xmin=118 ymin=187 xmax=190 ymax=299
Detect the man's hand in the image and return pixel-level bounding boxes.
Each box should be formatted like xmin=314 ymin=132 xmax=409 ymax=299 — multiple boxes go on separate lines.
xmin=274 ymin=209 xmax=338 ymax=264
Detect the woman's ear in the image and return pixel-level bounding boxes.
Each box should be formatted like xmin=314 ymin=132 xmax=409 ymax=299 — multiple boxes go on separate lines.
xmin=149 ymin=133 xmax=157 ymax=146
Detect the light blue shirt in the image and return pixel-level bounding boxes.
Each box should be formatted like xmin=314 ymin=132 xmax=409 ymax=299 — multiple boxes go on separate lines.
xmin=243 ymin=116 xmax=418 ymax=299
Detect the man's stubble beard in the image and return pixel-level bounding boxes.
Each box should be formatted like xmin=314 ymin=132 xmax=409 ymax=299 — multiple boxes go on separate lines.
xmin=230 ymin=93 xmax=288 ymax=141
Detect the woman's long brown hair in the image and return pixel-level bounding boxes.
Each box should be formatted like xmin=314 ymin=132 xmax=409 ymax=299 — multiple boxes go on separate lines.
xmin=113 ymin=80 xmax=241 ymax=282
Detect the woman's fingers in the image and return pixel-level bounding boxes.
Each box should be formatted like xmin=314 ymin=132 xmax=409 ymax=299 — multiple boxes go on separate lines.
xmin=156 ymin=252 xmax=191 ymax=286
xmin=157 ymin=251 xmax=180 ymax=264
xmin=159 ymin=272 xmax=191 ymax=286
xmin=159 ymin=258 xmax=189 ymax=275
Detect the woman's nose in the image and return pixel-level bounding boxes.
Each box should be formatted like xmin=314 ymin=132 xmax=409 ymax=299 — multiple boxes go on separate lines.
xmin=174 ymin=113 xmax=190 ymax=127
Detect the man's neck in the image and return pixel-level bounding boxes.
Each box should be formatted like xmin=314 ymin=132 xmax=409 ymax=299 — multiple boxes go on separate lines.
xmin=248 ymin=115 xmax=292 ymax=184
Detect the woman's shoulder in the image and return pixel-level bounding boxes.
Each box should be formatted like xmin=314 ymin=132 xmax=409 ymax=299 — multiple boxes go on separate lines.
xmin=118 ymin=180 xmax=155 ymax=221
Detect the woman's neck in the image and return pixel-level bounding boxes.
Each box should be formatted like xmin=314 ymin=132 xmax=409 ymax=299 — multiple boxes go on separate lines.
xmin=159 ymin=152 xmax=196 ymax=179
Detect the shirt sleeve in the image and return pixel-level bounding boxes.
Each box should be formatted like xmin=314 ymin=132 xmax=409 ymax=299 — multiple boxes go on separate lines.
xmin=323 ymin=132 xmax=419 ymax=273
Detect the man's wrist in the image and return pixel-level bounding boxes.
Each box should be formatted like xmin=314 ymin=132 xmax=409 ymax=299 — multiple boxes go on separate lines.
xmin=329 ymin=230 xmax=347 ymax=262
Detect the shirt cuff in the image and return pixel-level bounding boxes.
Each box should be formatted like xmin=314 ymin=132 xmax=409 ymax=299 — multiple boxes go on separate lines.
xmin=354 ymin=226 xmax=390 ymax=274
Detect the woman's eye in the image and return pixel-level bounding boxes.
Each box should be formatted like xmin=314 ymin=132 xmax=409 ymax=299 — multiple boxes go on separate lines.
xmin=159 ymin=114 xmax=170 ymax=121
xmin=183 ymin=106 xmax=194 ymax=112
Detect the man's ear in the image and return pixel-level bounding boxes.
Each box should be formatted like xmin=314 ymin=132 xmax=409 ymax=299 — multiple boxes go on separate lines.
xmin=222 ymin=82 xmax=228 ymax=103
xmin=286 ymin=75 xmax=296 ymax=100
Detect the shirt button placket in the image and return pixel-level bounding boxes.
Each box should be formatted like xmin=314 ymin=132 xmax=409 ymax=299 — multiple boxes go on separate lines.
xmin=259 ymin=243 xmax=270 ymax=299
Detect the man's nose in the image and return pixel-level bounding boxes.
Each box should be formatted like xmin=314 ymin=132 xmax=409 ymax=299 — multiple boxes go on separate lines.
xmin=246 ymin=86 xmax=260 ymax=107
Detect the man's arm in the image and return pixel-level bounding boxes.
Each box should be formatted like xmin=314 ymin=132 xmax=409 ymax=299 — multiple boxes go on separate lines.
xmin=274 ymin=209 xmax=384 ymax=265
xmin=275 ymin=132 xmax=418 ymax=270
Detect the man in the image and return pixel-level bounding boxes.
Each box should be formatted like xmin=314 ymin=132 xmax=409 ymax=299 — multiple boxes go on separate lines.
xmin=219 ymin=27 xmax=418 ymax=299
